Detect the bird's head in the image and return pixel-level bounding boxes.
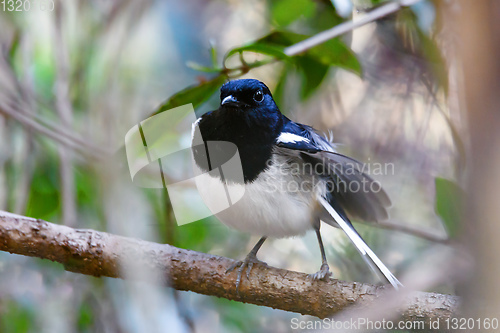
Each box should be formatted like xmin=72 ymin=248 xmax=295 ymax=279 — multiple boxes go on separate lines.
xmin=195 ymin=79 xmax=283 ymax=150
xmin=220 ymin=79 xmax=274 ymax=109
xmin=219 ymin=79 xmax=282 ymax=128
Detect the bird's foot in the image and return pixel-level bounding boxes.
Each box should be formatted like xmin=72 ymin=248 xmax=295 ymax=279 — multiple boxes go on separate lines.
xmin=309 ymin=263 xmax=332 ymax=280
xmin=226 ymin=254 xmax=267 ymax=294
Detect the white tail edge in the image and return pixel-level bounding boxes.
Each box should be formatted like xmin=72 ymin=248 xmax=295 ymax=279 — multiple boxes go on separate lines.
xmin=317 ymin=196 xmax=403 ymax=290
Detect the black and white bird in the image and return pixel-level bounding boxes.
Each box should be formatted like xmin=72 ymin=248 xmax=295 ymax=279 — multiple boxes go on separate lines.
xmin=191 ymin=79 xmax=402 ymax=290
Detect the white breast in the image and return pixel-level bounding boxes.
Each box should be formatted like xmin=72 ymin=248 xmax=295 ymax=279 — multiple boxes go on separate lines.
xmin=195 ymin=153 xmax=327 ymax=238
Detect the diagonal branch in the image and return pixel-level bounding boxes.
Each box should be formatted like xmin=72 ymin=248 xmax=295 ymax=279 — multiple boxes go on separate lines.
xmin=0 ymin=210 xmax=459 ymax=325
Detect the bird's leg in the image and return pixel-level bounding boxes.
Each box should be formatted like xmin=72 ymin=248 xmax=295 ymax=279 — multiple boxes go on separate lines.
xmin=226 ymin=236 xmax=267 ymax=293
xmin=309 ymin=227 xmax=333 ymax=280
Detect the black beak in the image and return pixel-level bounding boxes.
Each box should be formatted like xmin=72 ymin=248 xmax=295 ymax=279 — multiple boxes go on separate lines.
xmin=221 ymin=95 xmax=241 ymax=108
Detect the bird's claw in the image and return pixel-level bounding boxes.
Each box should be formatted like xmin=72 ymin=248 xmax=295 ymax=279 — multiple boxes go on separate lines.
xmin=226 ymin=254 xmax=266 ymax=294
xmin=308 ymin=263 xmax=332 ymax=280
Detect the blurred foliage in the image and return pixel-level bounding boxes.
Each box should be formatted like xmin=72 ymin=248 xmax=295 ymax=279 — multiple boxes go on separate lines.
xmin=76 ymin=302 xmax=93 ymax=332
xmin=154 ymin=0 xmax=359 ymax=115
xmin=257 ymin=30 xmax=361 ymax=99
xmin=154 ymin=0 xmax=447 ymax=117
xmin=154 ymin=75 xmax=227 ymax=115
xmin=270 ymin=0 xmax=316 ymax=27
xmin=377 ymin=6 xmax=448 ymax=93
xmin=0 ymin=300 xmax=35 ymax=333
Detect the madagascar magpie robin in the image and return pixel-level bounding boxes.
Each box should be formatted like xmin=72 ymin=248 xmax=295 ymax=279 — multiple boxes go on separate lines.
xmin=191 ymin=79 xmax=402 ymax=290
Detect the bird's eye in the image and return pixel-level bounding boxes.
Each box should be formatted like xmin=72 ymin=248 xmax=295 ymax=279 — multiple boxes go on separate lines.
xmin=253 ymin=90 xmax=264 ymax=103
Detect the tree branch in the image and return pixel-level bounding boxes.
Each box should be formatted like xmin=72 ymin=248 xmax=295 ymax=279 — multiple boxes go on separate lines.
xmin=0 ymin=210 xmax=458 ymax=325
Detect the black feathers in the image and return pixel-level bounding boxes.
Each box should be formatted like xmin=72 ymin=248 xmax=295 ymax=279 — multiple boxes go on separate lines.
xmin=195 ymin=78 xmax=390 ymax=223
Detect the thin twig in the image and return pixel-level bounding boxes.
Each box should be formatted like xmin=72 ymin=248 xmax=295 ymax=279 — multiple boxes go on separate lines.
xmin=356 ymin=220 xmax=449 ymax=244
xmin=0 ymin=116 xmax=7 ymax=210
xmin=0 ymin=101 xmax=103 ymax=159
xmin=17 ymin=98 xmax=111 ymax=156
xmin=0 ymin=97 xmax=109 ymax=160
xmin=54 ymin=1 xmax=76 ymax=227
xmin=0 ymin=54 xmax=109 ymax=159
xmin=13 ymin=35 xmax=37 ymax=215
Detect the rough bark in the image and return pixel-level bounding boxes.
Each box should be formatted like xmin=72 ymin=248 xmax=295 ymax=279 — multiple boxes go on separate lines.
xmin=0 ymin=211 xmax=459 ymax=324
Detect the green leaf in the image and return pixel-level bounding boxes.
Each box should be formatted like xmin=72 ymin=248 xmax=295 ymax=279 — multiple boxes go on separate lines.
xmin=258 ymin=30 xmax=306 ymax=46
xmin=225 ymin=43 xmax=289 ymax=61
xmin=435 ymin=177 xmax=464 ymax=238
xmin=258 ymin=31 xmax=361 ymax=76
xmin=209 ymin=41 xmax=218 ymax=67
xmin=186 ymin=61 xmax=221 ymax=73
xmin=417 ymin=28 xmax=449 ymax=94
xmin=0 ymin=300 xmax=34 ymax=333
xmin=370 ymin=0 xmax=389 ymax=5
xmin=25 ymin=158 xmax=60 ymax=221
xmin=153 ymin=75 xmax=227 ymax=115
xmin=77 ymin=302 xmax=94 ymax=331
xmin=295 ymin=56 xmax=330 ymax=99
xmin=255 ymin=30 xmax=360 ymax=98
xmin=308 ymin=1 xmax=344 ymax=32
xmin=307 ymin=38 xmax=362 ymax=76
xmin=270 ymin=0 xmax=316 ymax=27
xmin=272 ymin=64 xmax=290 ymax=108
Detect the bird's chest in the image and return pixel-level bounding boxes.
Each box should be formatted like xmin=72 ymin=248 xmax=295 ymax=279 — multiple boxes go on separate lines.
xmin=194 ymin=113 xmax=280 ymax=183
xmin=195 ymin=153 xmax=327 ymax=238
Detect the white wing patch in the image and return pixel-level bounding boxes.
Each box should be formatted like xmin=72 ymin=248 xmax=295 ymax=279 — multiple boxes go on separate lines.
xmin=276 ymin=132 xmax=311 ymax=144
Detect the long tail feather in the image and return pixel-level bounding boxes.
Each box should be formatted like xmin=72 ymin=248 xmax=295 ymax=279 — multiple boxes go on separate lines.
xmin=317 ymin=196 xmax=403 ymax=289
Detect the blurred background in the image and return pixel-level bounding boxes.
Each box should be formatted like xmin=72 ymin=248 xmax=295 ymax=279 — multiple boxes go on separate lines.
xmin=0 ymin=0 xmax=492 ymax=332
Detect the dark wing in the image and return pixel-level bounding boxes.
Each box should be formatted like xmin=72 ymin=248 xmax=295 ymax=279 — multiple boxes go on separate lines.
xmin=276 ymin=121 xmax=401 ymax=288
xmin=276 ymin=121 xmax=391 ymax=223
